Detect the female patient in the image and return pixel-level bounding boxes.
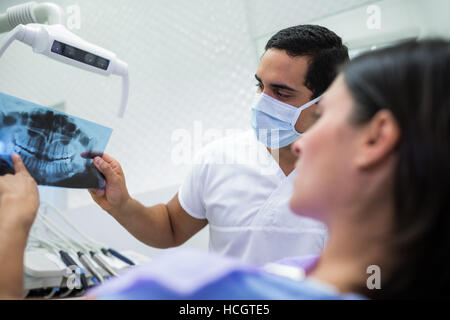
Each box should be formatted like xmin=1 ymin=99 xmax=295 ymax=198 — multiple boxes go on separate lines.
xmin=0 ymin=39 xmax=449 ymax=299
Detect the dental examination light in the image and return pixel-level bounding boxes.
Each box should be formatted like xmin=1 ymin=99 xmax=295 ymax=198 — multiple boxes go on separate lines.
xmin=0 ymin=2 xmax=129 ymax=117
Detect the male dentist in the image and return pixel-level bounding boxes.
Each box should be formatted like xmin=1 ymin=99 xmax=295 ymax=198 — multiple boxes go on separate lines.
xmin=90 ymin=25 xmax=349 ymax=265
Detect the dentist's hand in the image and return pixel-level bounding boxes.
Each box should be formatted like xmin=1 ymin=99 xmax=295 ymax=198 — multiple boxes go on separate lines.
xmin=88 ymin=153 xmax=131 ymax=215
xmin=0 ymin=154 xmax=39 ymax=230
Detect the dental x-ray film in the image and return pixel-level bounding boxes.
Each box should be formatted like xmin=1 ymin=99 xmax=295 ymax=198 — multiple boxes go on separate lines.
xmin=0 ymin=92 xmax=112 ymax=189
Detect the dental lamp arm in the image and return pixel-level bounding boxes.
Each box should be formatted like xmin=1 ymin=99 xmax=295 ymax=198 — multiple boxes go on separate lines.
xmin=0 ymin=2 xmax=64 ymax=34
xmin=119 ymin=69 xmax=129 ymax=118
xmin=0 ymin=24 xmax=25 ymax=58
xmin=0 ymin=24 xmax=129 ymax=117
xmin=0 ymin=11 xmax=129 ymax=117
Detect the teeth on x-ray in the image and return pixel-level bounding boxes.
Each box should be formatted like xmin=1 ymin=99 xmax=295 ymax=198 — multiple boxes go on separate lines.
xmin=0 ymin=92 xmax=112 ymax=189
xmin=1 ymin=110 xmax=93 ymax=184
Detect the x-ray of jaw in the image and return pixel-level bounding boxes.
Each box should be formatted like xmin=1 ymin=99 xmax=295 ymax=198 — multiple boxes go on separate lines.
xmin=0 ymin=92 xmax=112 ymax=189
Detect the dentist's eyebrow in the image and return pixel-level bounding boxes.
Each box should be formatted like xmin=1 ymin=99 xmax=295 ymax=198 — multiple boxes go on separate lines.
xmin=254 ymin=74 xmax=298 ymax=92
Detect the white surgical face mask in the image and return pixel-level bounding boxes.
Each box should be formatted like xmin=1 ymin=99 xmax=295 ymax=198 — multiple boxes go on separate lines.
xmin=250 ymin=93 xmax=322 ymax=149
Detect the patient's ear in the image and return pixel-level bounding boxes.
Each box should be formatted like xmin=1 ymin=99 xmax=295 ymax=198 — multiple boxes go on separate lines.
xmin=355 ymin=109 xmax=400 ymax=169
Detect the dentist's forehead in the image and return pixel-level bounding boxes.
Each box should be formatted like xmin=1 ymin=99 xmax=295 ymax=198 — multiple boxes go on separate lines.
xmin=257 ymin=48 xmax=310 ymax=89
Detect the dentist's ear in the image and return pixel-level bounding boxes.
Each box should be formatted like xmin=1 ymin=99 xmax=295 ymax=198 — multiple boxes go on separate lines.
xmin=355 ymin=109 xmax=400 ymax=169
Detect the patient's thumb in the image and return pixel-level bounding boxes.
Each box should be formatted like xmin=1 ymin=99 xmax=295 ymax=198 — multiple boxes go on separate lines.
xmin=12 ymin=154 xmax=27 ymax=174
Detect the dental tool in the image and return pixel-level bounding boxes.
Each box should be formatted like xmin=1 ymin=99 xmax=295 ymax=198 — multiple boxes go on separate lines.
xmin=101 ymin=248 xmax=113 ymax=258
xmin=39 ymin=205 xmax=122 ymax=278
xmin=27 ymin=234 xmax=87 ymax=291
xmin=90 ymin=251 xmax=119 ymax=277
xmin=42 ymin=201 xmax=136 ymax=266
xmin=100 ymin=247 xmax=136 ymax=266
xmin=37 ymin=213 xmax=106 ymax=282
xmin=0 ymin=2 xmax=129 ymax=117
xmin=34 ymin=220 xmax=90 ymax=289
xmin=108 ymin=248 xmax=135 ymax=266
xmin=77 ymin=252 xmax=104 ymax=283
xmin=31 ymin=228 xmax=103 ymax=286
xmin=59 ymin=250 xmax=88 ymax=291
xmin=25 ymin=206 xmax=150 ymax=297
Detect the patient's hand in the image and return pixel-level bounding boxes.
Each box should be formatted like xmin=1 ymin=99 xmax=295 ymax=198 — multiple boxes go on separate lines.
xmin=0 ymin=154 xmax=39 ymax=299
xmin=0 ymin=154 xmax=39 ymax=230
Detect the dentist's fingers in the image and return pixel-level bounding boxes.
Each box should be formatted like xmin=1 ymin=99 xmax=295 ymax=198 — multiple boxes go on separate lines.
xmin=100 ymin=153 xmax=116 ymax=164
xmin=82 ymin=152 xmax=123 ymax=175
xmin=97 ymin=153 xmax=124 ymax=175
xmin=93 ymin=157 xmax=118 ymax=184
xmin=81 ymin=151 xmax=116 ymax=164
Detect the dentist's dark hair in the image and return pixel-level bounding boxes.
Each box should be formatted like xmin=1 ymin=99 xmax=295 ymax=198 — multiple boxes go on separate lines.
xmin=343 ymin=39 xmax=450 ymax=299
xmin=265 ymin=24 xmax=349 ymax=99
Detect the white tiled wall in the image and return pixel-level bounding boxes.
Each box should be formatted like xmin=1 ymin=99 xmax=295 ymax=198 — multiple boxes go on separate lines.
xmin=245 ymin=0 xmax=375 ymax=40
xmin=0 ymin=0 xmax=377 ymax=210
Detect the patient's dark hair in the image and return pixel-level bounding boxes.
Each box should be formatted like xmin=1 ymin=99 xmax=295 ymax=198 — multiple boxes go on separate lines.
xmin=265 ymin=25 xmax=349 ymax=99
xmin=344 ymin=39 xmax=450 ymax=299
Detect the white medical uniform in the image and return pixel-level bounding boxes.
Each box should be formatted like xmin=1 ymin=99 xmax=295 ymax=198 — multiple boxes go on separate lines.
xmin=178 ymin=131 xmax=327 ymax=265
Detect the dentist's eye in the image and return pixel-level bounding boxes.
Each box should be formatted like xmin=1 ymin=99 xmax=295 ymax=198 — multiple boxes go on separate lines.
xmin=255 ymin=83 xmax=263 ymax=92
xmin=277 ymin=92 xmax=291 ymax=99
xmin=275 ymin=90 xmax=291 ymax=99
